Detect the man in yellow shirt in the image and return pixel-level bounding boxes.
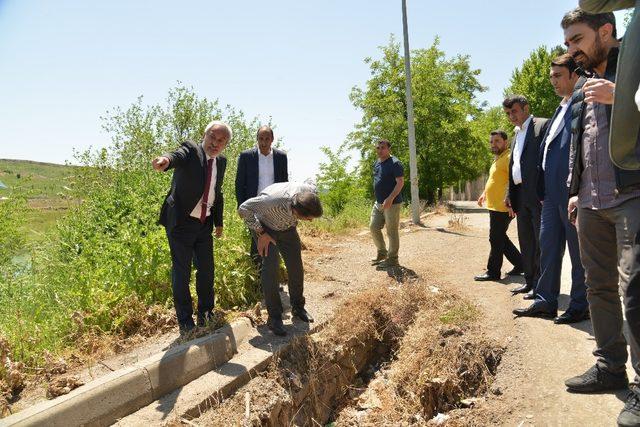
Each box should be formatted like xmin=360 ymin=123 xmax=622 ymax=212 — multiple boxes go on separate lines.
xmin=475 ymin=131 xmax=523 ymax=281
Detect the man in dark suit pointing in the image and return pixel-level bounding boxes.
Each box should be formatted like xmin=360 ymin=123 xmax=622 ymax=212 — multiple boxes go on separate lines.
xmin=235 ymin=125 xmax=288 ymax=263
xmin=152 ymin=120 xmax=231 ymax=334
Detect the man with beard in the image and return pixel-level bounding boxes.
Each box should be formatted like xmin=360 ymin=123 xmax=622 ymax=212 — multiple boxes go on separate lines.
xmin=561 ymin=8 xmax=640 ymax=426
xmin=153 ymin=120 xmax=231 ymax=334
xmin=513 ymin=54 xmax=588 ymax=323
xmin=235 ymin=125 xmax=288 ymax=264
xmin=503 ymin=96 xmax=549 ymax=298
xmin=474 ymin=131 xmax=523 ymax=282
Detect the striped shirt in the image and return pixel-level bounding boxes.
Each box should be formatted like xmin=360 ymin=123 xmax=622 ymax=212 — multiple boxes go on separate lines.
xmin=238 ymin=182 xmax=315 ymax=231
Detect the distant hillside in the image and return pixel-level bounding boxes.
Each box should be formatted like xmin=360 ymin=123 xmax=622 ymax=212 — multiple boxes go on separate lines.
xmin=0 ymin=159 xmax=78 ymax=199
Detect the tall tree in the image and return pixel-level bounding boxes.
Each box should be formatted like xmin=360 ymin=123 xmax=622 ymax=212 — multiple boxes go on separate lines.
xmin=503 ymin=45 xmax=565 ymax=119
xmin=348 ymin=37 xmax=490 ymax=202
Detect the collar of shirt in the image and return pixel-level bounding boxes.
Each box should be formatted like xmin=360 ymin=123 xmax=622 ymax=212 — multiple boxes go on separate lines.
xmin=257 ymin=147 xmax=273 ymax=158
xmin=515 ymin=115 xmax=533 ymax=135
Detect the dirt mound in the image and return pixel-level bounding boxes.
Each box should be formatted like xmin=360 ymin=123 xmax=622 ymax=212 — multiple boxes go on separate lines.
xmin=192 ymin=283 xmax=503 ymax=426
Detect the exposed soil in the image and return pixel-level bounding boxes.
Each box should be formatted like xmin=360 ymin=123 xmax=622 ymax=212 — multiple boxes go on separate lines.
xmin=193 ymin=285 xmax=502 ymax=426
xmin=8 ymin=209 xmax=633 ymax=425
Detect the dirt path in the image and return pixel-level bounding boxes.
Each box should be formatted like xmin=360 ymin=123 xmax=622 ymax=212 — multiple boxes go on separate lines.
xmin=10 ymin=210 xmax=630 ymax=426
xmin=307 ymin=211 xmax=629 ymax=426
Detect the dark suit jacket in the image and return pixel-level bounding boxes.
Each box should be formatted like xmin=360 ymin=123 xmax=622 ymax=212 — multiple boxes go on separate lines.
xmin=508 ymin=116 xmax=549 ymax=212
xmin=235 ymin=147 xmax=288 ymax=207
xmin=158 ymin=141 xmax=226 ymax=233
xmin=537 ymin=105 xmax=572 ymax=204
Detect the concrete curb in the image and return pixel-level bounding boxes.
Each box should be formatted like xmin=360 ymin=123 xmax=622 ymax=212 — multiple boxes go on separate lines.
xmin=116 ymin=321 xmax=328 ymax=425
xmin=1 ymin=317 xmax=254 ymax=427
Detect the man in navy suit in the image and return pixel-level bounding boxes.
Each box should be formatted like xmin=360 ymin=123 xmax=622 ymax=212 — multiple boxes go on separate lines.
xmin=152 ymin=120 xmax=231 ymax=334
xmin=513 ymin=54 xmax=589 ymax=323
xmin=503 ymin=96 xmax=549 ymax=297
xmin=235 ymin=125 xmax=288 ymax=263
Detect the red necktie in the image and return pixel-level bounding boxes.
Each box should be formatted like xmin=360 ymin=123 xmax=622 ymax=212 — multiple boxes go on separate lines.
xmin=200 ymin=158 xmax=214 ymax=223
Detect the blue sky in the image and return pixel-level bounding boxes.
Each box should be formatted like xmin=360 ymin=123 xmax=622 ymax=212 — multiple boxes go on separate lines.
xmin=0 ymin=1 xmax=629 ymax=181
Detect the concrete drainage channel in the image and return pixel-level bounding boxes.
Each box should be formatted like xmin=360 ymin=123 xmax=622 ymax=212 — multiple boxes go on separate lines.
xmin=188 ymin=285 xmax=504 ymax=426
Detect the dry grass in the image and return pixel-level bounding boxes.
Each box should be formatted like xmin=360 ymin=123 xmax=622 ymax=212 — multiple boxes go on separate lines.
xmin=335 ymin=294 xmax=503 ymax=426
xmin=448 ymin=212 xmax=469 ymax=231
xmin=194 ymin=283 xmax=503 ymax=426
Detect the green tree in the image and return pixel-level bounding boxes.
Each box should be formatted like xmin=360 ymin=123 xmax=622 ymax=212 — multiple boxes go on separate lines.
xmin=348 ymin=36 xmax=490 ymax=202
xmin=503 ymin=45 xmax=565 ymax=119
xmin=315 ymin=146 xmax=361 ymax=216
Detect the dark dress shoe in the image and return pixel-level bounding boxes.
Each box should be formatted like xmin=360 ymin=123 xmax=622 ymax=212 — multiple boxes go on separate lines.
xmin=512 ymin=302 xmax=557 ymax=318
xmin=197 ymin=310 xmax=215 ymax=327
xmin=268 ymin=317 xmax=287 ymax=336
xmin=565 ymin=364 xmax=628 ymax=393
xmin=370 ymin=254 xmax=387 ymax=266
xmin=474 ymin=272 xmax=500 ymax=281
xmin=292 ymin=307 xmax=314 ymax=323
xmin=511 ymin=284 xmax=532 ymax=294
xmin=506 ymin=267 xmax=524 ymax=276
xmin=554 ymin=309 xmax=590 ymax=324
xmin=179 ymin=322 xmax=196 ymax=335
xmin=523 ymin=290 xmax=536 ymax=300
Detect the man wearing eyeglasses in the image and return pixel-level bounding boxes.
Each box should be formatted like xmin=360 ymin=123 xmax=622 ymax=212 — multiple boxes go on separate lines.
xmin=369 ymin=139 xmax=405 ymax=269
xmin=152 ymin=120 xmax=231 ymax=335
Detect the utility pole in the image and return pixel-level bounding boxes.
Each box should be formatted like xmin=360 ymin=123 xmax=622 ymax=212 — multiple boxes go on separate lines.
xmin=401 ymin=0 xmax=421 ymax=224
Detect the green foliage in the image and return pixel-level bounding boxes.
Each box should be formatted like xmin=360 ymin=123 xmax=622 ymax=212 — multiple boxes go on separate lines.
xmin=0 ymin=194 xmax=27 ymax=269
xmin=315 ymin=146 xmax=363 ymax=216
xmin=301 ymin=198 xmax=373 ymax=234
xmin=503 ymin=45 xmax=565 ymax=119
xmin=0 ymin=85 xmax=262 ymax=366
xmin=348 ymin=36 xmax=490 ymax=202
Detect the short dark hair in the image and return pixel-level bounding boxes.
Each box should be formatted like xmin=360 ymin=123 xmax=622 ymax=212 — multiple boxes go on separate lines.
xmin=551 ymin=53 xmax=577 ymax=74
xmin=256 ymin=125 xmax=274 ymax=139
xmin=292 ymin=191 xmax=323 ymax=218
xmin=502 ymin=95 xmax=529 ymax=109
xmin=377 ymin=139 xmax=391 ymax=148
xmin=490 ymin=130 xmax=508 ymax=141
xmin=561 ymin=7 xmax=617 ymax=38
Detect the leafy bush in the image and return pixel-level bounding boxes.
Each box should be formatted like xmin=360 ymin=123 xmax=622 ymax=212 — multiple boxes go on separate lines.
xmin=0 ymin=85 xmax=262 ymax=366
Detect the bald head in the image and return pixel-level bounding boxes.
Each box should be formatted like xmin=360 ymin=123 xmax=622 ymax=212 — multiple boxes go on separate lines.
xmin=257 ymin=126 xmax=274 ymax=156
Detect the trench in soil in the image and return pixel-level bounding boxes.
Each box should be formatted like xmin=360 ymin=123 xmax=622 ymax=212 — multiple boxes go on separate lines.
xmin=184 ymin=283 xmax=504 ymax=426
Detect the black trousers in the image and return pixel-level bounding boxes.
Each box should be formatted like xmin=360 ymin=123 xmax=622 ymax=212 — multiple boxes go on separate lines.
xmin=166 ymin=218 xmax=215 ymax=328
xmin=487 ymin=210 xmax=522 ymax=276
xmin=515 ymin=193 xmax=542 ymax=288
xmin=253 ymin=227 xmax=305 ymax=320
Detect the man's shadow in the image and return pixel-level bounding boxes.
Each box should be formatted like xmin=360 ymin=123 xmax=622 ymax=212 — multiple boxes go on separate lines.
xmin=377 ymin=264 xmax=419 ymax=283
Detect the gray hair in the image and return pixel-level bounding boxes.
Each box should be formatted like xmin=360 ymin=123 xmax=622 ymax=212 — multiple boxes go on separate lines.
xmin=204 ymin=120 xmax=233 ymax=141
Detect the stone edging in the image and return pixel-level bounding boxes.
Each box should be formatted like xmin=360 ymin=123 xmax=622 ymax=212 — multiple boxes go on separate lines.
xmin=0 ymin=317 xmax=254 ymax=427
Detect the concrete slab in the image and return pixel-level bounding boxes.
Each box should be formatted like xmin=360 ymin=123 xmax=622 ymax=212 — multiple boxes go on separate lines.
xmin=447 ymin=200 xmax=488 ymax=213
xmin=1 ymin=367 xmax=152 ymax=427
xmin=116 ymin=343 xmax=275 ymax=425
xmin=1 ymin=318 xmax=254 ymax=427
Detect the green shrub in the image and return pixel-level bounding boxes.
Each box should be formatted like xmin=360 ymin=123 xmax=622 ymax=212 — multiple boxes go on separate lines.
xmin=0 ymin=85 xmax=262 ymax=365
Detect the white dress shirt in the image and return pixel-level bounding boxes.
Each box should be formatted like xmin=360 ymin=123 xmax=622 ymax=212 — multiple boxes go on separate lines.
xmin=511 ymin=115 xmax=533 ymax=185
xmin=257 ymin=148 xmax=275 ymax=194
xmin=190 ymin=145 xmax=217 ymax=220
xmin=542 ymin=100 xmax=570 ymax=171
